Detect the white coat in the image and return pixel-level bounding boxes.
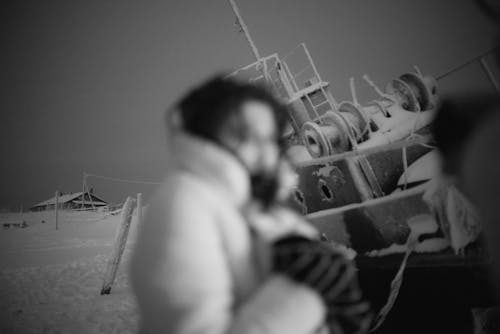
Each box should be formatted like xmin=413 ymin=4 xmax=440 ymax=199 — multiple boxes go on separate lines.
xmin=130 ymin=132 xmax=327 ymax=334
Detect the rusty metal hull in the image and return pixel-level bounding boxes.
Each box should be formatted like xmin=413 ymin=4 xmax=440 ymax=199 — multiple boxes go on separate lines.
xmin=290 ymin=141 xmax=431 ymax=214
xmin=306 ymin=185 xmax=429 ymax=252
xmin=358 ymin=254 xmax=494 ymax=334
xmin=305 ymin=185 xmax=494 ymax=333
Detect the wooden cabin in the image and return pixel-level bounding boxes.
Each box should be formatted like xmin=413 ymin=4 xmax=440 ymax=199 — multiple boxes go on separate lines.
xmin=30 ymin=191 xmax=107 ymax=211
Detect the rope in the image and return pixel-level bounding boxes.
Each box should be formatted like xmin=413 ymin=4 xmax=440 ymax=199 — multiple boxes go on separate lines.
xmin=399 ymin=95 xmax=436 ymax=190
xmin=419 ymin=142 xmax=437 ymax=149
xmin=406 ymin=132 xmax=437 ymax=149
xmin=435 ymin=47 xmax=497 ymax=81
xmin=402 ymin=145 xmax=409 ymax=190
xmin=362 ymin=74 xmax=395 ymax=102
xmin=350 ymin=77 xmax=372 ymax=140
xmin=85 ymin=173 xmax=161 ymax=185
xmin=83 ymin=179 xmax=96 ymax=210
xmin=399 ymin=109 xmax=424 ymax=190
xmin=369 ymin=237 xmax=417 ymax=332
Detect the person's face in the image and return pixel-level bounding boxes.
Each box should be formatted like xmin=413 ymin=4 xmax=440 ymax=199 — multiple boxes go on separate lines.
xmin=220 ymin=100 xmax=280 ymax=175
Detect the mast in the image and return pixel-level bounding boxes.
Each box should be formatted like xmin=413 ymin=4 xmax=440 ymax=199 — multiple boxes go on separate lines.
xmin=228 ymin=0 xmax=262 ymax=62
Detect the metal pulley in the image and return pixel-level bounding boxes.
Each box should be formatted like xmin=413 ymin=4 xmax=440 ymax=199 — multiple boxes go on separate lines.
xmin=301 ymin=111 xmax=351 ymax=158
xmin=299 ymin=70 xmax=438 ymax=159
xmin=338 ymin=101 xmax=371 ymax=142
xmin=300 ymin=102 xmax=371 ymax=158
xmin=386 ymin=72 xmax=438 ymax=112
xmin=386 ymin=78 xmax=420 ymax=111
xmin=399 ymin=72 xmax=437 ymax=110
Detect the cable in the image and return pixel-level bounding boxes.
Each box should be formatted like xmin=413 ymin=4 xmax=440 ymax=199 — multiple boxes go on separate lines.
xmin=84 ymin=173 xmax=162 ymax=185
xmin=435 ymin=47 xmax=497 ymax=81
xmin=369 ymin=237 xmax=417 ymax=332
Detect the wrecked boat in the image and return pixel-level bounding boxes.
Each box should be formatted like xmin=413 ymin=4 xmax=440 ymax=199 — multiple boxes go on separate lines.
xmin=226 ymin=1 xmax=496 ymax=332
xmin=229 ymin=44 xmax=495 ymax=332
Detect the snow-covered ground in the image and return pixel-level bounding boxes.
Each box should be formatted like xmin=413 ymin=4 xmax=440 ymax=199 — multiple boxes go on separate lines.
xmin=0 ymin=209 xmax=141 ymax=333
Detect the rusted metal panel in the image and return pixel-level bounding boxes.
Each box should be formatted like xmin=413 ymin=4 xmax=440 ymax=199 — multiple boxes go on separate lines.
xmin=306 ymin=187 xmax=430 ymax=252
xmin=289 ymin=159 xmax=362 ymax=214
xmin=291 ymin=139 xmax=433 ymax=214
xmin=366 ymin=140 xmax=431 ymax=194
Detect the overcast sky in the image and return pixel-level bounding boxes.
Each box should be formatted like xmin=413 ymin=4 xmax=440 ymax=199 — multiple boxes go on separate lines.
xmin=1 ymin=0 xmax=498 ymax=210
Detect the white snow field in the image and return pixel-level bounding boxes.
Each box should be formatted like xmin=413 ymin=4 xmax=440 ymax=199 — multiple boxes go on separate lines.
xmin=0 ymin=209 xmax=141 ymax=333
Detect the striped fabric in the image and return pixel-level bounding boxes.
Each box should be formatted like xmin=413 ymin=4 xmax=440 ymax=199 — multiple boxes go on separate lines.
xmin=273 ymin=235 xmax=372 ymax=334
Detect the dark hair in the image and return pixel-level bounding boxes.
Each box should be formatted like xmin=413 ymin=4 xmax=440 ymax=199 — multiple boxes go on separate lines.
xmin=174 ymin=74 xmax=289 ymax=148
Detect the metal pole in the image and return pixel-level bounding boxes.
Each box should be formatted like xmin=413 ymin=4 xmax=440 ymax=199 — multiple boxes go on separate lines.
xmin=85 ymin=178 xmax=96 ymax=211
xmin=228 ymin=0 xmax=261 ymax=62
xmin=302 ymin=42 xmax=338 ymax=108
xmin=296 ymin=134 xmax=432 ymax=167
xmin=81 ymin=172 xmax=86 ymax=209
xmin=479 ymin=57 xmax=500 ymax=94
xmin=350 ymin=77 xmax=359 ymax=106
xmin=302 ymin=43 xmax=323 ymax=83
xmin=55 ymin=191 xmax=59 ymax=230
xmin=20 ymin=204 xmax=24 ymax=226
xmin=436 ymin=47 xmax=496 ymax=81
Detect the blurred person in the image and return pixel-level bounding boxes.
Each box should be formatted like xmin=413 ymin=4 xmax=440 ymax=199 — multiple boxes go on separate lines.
xmin=433 ymin=0 xmax=500 ymax=297
xmin=130 ymin=75 xmax=371 ymax=334
xmin=433 ymin=95 xmax=500 ymax=334
xmin=432 ymin=2 xmax=500 ymax=326
xmin=433 ymin=96 xmax=500 ymax=290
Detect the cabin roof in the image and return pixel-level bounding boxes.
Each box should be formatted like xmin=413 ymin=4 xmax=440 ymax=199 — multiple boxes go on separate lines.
xmin=31 ymin=192 xmax=107 ymax=208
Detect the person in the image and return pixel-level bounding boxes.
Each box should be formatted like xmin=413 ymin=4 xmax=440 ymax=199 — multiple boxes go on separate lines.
xmin=430 ymin=1 xmax=500 ymax=332
xmin=130 ymin=75 xmax=371 ymax=334
xmin=433 ymin=97 xmax=500 ymax=282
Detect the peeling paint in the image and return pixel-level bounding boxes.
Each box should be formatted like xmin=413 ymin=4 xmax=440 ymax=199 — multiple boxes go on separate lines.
xmin=313 ymin=164 xmax=336 ymax=178
xmin=318 ymin=179 xmax=334 ymax=202
xmin=293 ymin=188 xmax=308 ymax=215
xmin=312 ymin=164 xmax=346 ymax=187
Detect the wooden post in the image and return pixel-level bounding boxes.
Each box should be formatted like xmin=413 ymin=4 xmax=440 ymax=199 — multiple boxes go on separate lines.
xmin=81 ymin=172 xmax=86 ymax=209
xmin=86 ymin=181 xmax=96 ymax=211
xmin=136 ymin=193 xmax=143 ymax=225
xmin=55 ymin=191 xmax=59 ymax=230
xmin=100 ymin=196 xmax=135 ymax=295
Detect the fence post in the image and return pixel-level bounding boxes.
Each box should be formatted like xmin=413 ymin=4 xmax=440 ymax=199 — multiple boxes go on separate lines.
xmin=136 ymin=193 xmax=143 ymax=225
xmin=55 ymin=191 xmax=59 ymax=230
xmin=100 ymin=196 xmax=135 ymax=295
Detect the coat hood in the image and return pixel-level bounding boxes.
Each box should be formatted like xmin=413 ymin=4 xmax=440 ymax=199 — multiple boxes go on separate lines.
xmin=169 ymin=131 xmax=251 ymax=208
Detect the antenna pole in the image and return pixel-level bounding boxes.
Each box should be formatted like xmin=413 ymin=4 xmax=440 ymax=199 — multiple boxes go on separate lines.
xmin=81 ymin=172 xmax=86 ymax=210
xmin=228 ymin=0 xmax=261 ymax=62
